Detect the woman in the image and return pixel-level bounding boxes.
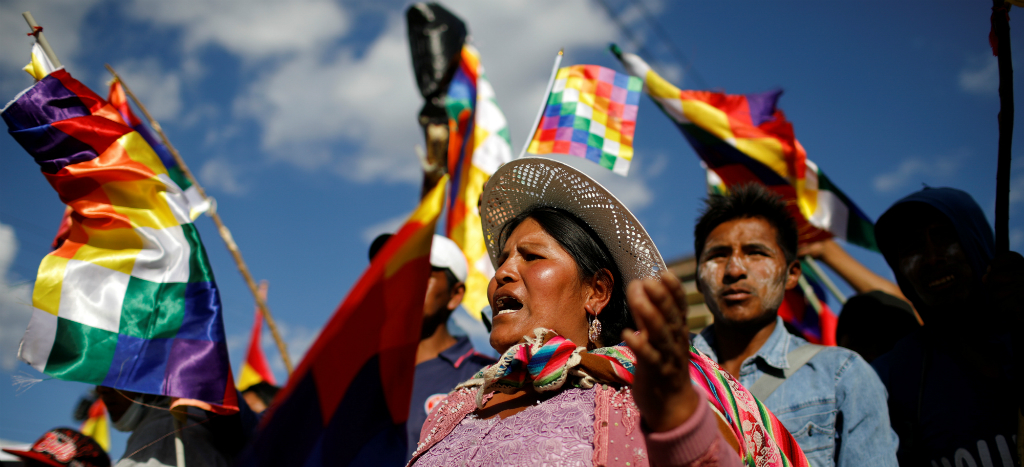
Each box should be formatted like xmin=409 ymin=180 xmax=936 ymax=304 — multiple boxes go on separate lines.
xmin=410 ymin=158 xmax=806 ymax=466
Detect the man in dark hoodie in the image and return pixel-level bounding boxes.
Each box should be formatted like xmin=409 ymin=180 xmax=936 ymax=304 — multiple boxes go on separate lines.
xmin=872 ymin=187 xmax=1019 ymax=467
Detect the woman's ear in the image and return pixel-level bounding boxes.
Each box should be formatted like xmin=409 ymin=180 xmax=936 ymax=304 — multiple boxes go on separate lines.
xmin=586 ymin=269 xmax=615 ymax=316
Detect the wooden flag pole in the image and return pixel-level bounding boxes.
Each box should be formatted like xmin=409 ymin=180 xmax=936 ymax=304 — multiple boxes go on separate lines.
xmin=105 ymin=64 xmax=294 ymax=375
xmin=991 ymin=0 xmax=1014 ymax=253
xmin=988 ymin=2 xmax=1020 ymax=459
xmin=21 ymin=12 xmax=62 ymax=68
xmin=802 ymin=256 xmax=847 ymax=305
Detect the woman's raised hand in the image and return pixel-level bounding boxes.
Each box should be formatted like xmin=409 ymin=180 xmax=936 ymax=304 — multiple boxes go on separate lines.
xmin=622 ymin=271 xmax=701 ymax=432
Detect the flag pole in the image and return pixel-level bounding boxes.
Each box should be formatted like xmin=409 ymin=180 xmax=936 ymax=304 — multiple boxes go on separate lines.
xmin=988 ymin=3 xmax=1019 ymax=458
xmin=21 ymin=12 xmax=62 ymax=68
xmin=105 ymin=64 xmax=294 ymax=375
xmin=991 ymin=0 xmax=1015 ymax=253
xmin=517 ymin=49 xmax=564 ymax=159
xmin=172 ymin=409 xmax=187 ymax=467
xmin=795 ymin=275 xmax=823 ymax=314
xmin=802 ymin=256 xmax=847 ymax=304
xmin=990 ymin=0 xmax=1014 ymax=253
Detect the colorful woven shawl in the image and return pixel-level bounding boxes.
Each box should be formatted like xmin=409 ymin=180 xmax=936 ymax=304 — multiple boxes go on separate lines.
xmin=688 ymin=348 xmax=808 ymax=466
xmin=457 ymin=329 xmax=636 ymax=407
xmin=457 ymin=328 xmax=808 ymax=466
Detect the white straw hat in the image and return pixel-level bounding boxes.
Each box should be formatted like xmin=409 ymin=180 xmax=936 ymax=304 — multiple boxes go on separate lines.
xmin=480 ymin=157 xmax=666 ymax=284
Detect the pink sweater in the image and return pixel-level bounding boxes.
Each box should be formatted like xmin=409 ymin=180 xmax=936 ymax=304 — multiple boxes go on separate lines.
xmin=410 ymin=385 xmax=741 ymax=466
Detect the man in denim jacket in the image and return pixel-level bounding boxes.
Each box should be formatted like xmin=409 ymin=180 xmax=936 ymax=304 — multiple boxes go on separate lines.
xmin=689 ymin=185 xmax=898 ymax=467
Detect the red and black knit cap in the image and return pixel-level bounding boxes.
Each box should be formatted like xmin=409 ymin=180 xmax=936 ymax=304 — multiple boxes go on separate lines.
xmin=2 ymin=428 xmax=110 ymax=467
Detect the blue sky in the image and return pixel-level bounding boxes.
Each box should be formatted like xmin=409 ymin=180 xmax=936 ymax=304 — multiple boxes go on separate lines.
xmin=1 ymin=0 xmax=1021 ymax=459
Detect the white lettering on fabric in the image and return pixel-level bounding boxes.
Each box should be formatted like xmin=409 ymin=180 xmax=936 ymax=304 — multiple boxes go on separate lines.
xmin=977 ymin=439 xmax=994 ymax=467
xmin=994 ymin=435 xmax=1013 ymax=467
xmin=954 ymin=448 xmax=977 ymax=467
xmin=932 ymin=435 xmax=1019 ymax=467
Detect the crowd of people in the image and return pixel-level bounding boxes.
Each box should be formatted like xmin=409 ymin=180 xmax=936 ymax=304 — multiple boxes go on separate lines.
xmin=8 ymin=157 xmax=1020 ymax=467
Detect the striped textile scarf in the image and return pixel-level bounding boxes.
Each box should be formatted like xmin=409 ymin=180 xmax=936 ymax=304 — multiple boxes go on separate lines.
xmin=457 ymin=328 xmax=636 ymax=408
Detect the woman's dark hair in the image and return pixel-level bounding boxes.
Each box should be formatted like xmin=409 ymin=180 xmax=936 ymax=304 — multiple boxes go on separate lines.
xmin=497 ymin=206 xmax=632 ymax=345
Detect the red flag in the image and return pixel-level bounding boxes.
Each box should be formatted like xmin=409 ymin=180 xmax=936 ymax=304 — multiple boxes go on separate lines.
xmin=79 ymin=399 xmax=110 ymax=451
xmin=238 ymin=281 xmax=277 ymax=390
xmin=238 ymin=175 xmax=449 ymax=466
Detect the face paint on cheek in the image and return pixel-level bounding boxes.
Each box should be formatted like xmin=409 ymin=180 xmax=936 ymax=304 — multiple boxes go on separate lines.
xmin=759 ymin=261 xmax=787 ymax=311
xmin=698 ymin=261 xmax=723 ymax=296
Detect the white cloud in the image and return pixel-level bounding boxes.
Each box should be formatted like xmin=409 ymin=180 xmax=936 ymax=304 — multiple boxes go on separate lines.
xmin=596 ymin=0 xmax=687 ymax=86
xmin=230 ymin=0 xmax=621 ymax=182
xmin=0 ymin=0 xmax=103 ymax=97
xmin=653 ymin=62 xmax=685 ymax=88
xmin=959 ymin=56 xmax=999 ymax=95
xmin=0 ymin=1 xmax=101 ymax=68
xmin=0 ymin=222 xmax=34 ymax=371
xmin=199 ymin=158 xmax=246 ymax=195
xmin=183 ymin=104 xmax=221 ymax=130
xmin=227 ymin=318 xmax=318 ymax=385
xmin=361 ymin=211 xmax=413 ymax=243
xmin=1011 ymin=228 xmax=1023 ymax=250
xmin=109 ymin=58 xmax=183 ymax=121
xmin=124 ymin=0 xmax=350 ymax=61
xmin=872 ymin=151 xmax=965 ymax=193
xmin=264 ymin=321 xmax=319 ymax=381
xmin=235 ymin=15 xmax=423 ymax=180
xmin=1010 ymin=175 xmax=1024 ymax=206
xmin=32 ymin=0 xmax=622 ymax=187
xmin=449 ymin=0 xmax=621 ymax=148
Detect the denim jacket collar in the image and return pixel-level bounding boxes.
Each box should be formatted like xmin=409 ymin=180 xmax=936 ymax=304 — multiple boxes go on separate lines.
xmin=693 ymin=316 xmax=901 ymax=466
xmin=694 ymin=315 xmax=795 ymax=371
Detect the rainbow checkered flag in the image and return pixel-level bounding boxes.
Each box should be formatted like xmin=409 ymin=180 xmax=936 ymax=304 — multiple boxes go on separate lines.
xmin=527 ymin=65 xmax=643 ymax=175
xmin=108 ymin=80 xmax=210 ymax=220
xmin=3 ymin=67 xmax=237 ymax=413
